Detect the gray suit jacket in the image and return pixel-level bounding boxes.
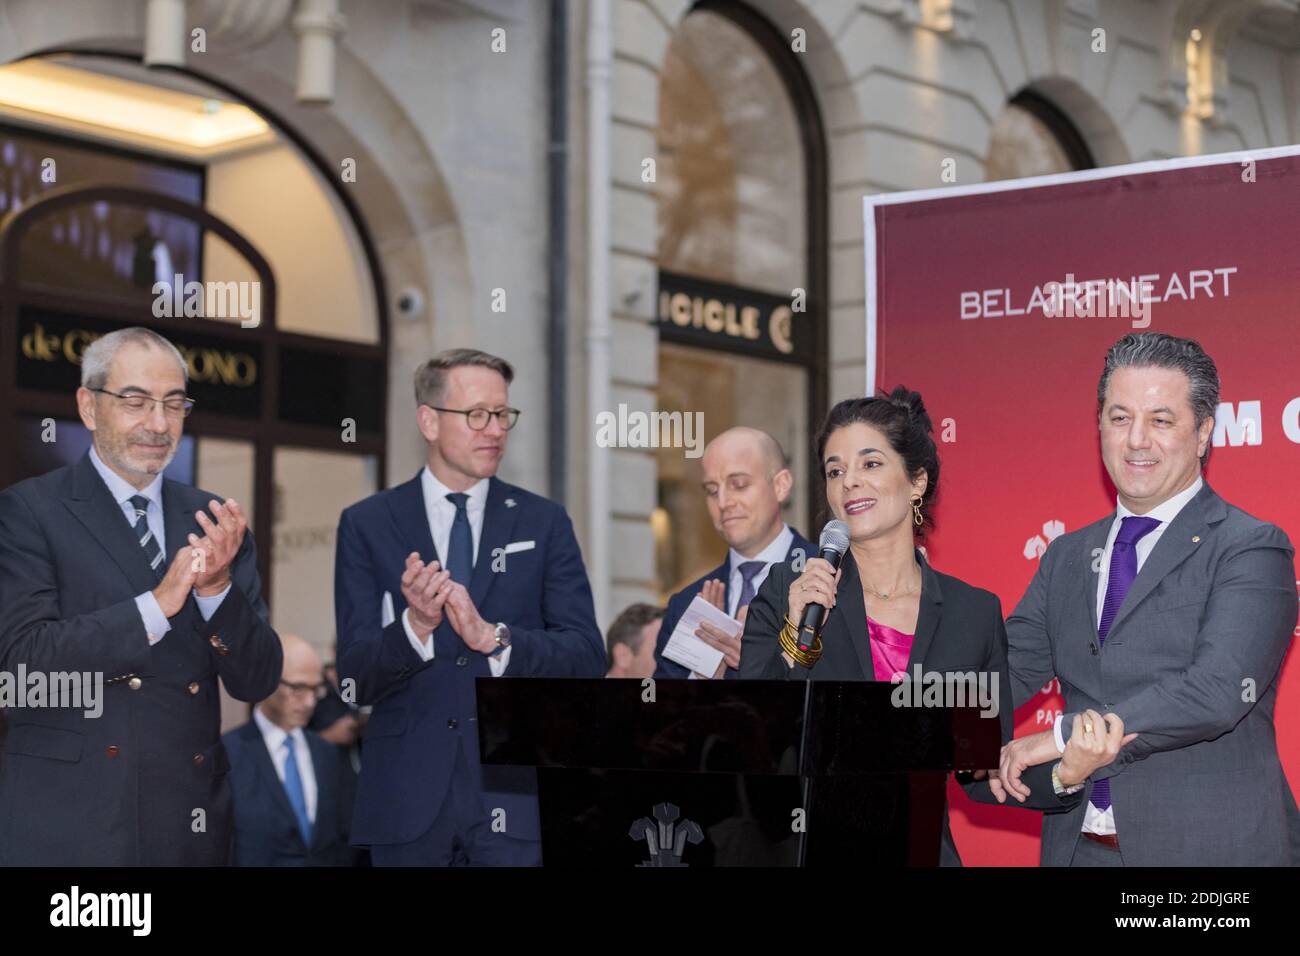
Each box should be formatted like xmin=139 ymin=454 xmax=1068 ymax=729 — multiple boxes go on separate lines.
xmin=1007 ymin=481 xmax=1299 ymax=866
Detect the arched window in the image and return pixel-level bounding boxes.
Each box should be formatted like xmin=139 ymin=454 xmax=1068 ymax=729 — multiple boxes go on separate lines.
xmin=0 ymin=54 xmax=387 ymax=672
xmin=985 ymin=90 xmax=1095 ymax=181
xmin=654 ymin=3 xmax=827 ymax=597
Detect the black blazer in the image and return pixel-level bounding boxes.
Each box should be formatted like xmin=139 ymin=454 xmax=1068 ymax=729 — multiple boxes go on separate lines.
xmin=739 ymin=548 xmax=1080 ymax=864
xmin=223 ymin=721 xmax=354 ymax=867
xmin=0 ymin=451 xmax=283 ymax=866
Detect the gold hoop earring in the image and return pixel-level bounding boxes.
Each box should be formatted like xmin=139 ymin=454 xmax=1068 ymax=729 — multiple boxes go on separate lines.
xmin=912 ymin=498 xmax=924 ymax=528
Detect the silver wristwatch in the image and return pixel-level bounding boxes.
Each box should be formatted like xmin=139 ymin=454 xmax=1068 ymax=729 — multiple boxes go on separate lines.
xmin=491 ymin=622 xmax=512 ymax=656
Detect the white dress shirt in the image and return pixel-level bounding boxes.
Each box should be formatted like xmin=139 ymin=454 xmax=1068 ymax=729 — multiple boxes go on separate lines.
xmin=88 ymin=446 xmax=229 ymax=646
xmin=400 ymin=466 xmax=510 ymax=675
xmin=689 ymin=524 xmax=795 ymax=679
xmin=1053 ymin=476 xmax=1203 ymax=834
xmin=253 ymin=706 xmax=317 ymax=825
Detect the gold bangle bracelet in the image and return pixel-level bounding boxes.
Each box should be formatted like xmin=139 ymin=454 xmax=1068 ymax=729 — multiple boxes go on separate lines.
xmin=778 ymin=621 xmax=822 ymax=667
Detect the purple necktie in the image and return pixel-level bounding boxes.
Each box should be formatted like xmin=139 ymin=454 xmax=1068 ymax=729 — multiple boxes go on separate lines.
xmin=1090 ymin=515 xmax=1160 ymax=812
xmin=735 ymin=560 xmax=766 ymax=611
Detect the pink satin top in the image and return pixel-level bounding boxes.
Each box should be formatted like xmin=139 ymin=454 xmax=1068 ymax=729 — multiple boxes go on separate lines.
xmin=867 ymin=616 xmax=915 ymax=682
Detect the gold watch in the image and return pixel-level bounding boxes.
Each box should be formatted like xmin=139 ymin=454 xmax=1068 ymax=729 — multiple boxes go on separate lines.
xmin=1051 ymin=760 xmax=1085 ymax=796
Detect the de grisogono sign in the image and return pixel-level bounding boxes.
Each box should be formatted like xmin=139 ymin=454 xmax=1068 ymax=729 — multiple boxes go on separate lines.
xmin=16 ymin=309 xmax=263 ymax=419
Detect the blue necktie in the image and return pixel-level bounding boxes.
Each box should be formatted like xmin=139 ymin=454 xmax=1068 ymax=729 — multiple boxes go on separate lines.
xmin=735 ymin=560 xmax=766 ymax=611
xmin=282 ymin=735 xmax=312 ymax=846
xmin=1090 ymin=515 xmax=1160 ymax=813
xmin=129 ymin=494 xmax=164 ymax=581
xmin=445 ymin=492 xmax=474 ymax=585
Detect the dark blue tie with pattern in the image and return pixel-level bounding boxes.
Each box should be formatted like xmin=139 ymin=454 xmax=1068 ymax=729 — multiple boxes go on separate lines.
xmin=130 ymin=494 xmax=164 ymax=581
xmin=445 ymin=492 xmax=474 ymax=585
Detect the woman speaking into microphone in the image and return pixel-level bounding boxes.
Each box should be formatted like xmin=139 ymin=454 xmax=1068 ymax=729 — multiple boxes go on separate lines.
xmin=739 ymin=387 xmax=1058 ymax=864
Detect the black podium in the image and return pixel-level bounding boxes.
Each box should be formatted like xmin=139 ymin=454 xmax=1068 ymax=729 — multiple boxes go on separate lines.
xmin=476 ymin=678 xmax=1000 ymax=867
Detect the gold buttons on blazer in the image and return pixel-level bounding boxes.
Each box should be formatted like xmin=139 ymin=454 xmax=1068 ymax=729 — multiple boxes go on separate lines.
xmin=128 ymin=677 xmax=142 ymax=690
xmin=1192 ymin=535 xmax=1201 ymax=543
xmin=188 ymin=682 xmax=200 ymax=695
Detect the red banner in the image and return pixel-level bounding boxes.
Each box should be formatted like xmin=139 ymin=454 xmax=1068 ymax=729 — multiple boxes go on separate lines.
xmin=866 ymin=148 xmax=1300 ymax=865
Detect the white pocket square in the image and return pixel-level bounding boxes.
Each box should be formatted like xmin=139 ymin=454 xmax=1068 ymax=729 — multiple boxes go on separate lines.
xmin=381 ymin=590 xmax=396 ymax=628
xmin=502 ymin=540 xmax=535 ymax=555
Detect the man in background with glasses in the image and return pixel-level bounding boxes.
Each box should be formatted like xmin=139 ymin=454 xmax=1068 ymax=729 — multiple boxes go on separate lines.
xmin=224 ymin=633 xmax=355 ymax=866
xmin=0 ymin=326 xmax=283 ymax=866
xmin=335 ymin=348 xmax=603 ymax=866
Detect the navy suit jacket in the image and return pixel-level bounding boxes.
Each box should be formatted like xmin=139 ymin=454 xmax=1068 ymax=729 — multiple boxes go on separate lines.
xmin=0 ymin=451 xmax=283 ymax=866
xmin=223 ymin=720 xmax=353 ymax=866
xmin=334 ymin=472 xmax=604 ymax=847
xmin=653 ymin=530 xmax=814 ymax=680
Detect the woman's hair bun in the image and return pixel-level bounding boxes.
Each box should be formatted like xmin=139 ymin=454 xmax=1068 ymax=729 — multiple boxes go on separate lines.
xmin=883 ymin=385 xmax=932 ymax=432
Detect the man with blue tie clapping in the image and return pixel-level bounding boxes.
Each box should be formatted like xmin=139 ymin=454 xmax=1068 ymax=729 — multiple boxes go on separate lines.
xmin=334 ymin=349 xmax=604 ymax=866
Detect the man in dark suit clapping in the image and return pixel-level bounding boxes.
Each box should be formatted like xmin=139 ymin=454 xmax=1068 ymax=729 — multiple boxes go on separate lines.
xmin=334 ymin=349 xmax=604 ymax=866
xmin=0 ymin=326 xmax=282 ymax=866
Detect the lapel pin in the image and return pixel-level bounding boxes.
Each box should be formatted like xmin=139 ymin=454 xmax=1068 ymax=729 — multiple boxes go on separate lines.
xmin=505 ymin=498 xmax=517 ymax=509
xmin=1191 ymin=535 xmax=1200 ymax=543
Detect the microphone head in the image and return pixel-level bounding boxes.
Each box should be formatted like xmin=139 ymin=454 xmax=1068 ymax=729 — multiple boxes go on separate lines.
xmin=819 ymin=520 xmax=850 ymax=557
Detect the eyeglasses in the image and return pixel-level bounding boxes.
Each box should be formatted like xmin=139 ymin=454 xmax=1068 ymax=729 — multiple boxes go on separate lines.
xmin=279 ymin=679 xmax=327 ymax=700
xmin=93 ymin=388 xmax=194 ymax=418
xmin=427 ymin=405 xmax=521 ymax=431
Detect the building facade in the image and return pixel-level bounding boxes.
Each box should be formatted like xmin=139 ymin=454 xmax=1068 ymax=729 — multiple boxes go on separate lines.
xmin=3 ymin=0 xmax=1299 ymax=652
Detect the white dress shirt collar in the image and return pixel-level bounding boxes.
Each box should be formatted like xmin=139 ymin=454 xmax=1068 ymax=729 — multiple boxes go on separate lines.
xmin=89 ymin=445 xmax=164 ymax=510
xmin=729 ymin=524 xmax=794 ymax=576
xmin=252 ymin=704 xmax=302 ymax=754
xmin=421 ymin=466 xmax=489 ymax=513
xmin=1114 ymin=475 xmax=1204 ymax=526
xmin=252 ymin=706 xmax=317 ymax=826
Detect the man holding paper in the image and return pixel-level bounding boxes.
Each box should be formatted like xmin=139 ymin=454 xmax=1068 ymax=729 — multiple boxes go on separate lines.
xmin=654 ymin=428 xmax=813 ymax=679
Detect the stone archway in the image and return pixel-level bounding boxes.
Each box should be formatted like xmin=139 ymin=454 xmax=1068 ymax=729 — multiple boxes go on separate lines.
xmin=1027 ymin=75 xmax=1132 ymax=168
xmin=610 ymin=0 xmax=867 ymax=401
xmin=600 ymin=0 xmax=867 ymax=611
xmin=0 ymin=0 xmax=475 ymax=482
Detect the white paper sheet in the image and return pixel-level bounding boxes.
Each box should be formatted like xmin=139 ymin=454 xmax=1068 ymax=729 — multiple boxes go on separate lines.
xmin=662 ymin=594 xmax=743 ymax=677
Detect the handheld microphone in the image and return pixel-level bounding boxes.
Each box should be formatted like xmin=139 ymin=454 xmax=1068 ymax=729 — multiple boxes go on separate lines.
xmin=797 ymin=520 xmax=850 ymax=651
